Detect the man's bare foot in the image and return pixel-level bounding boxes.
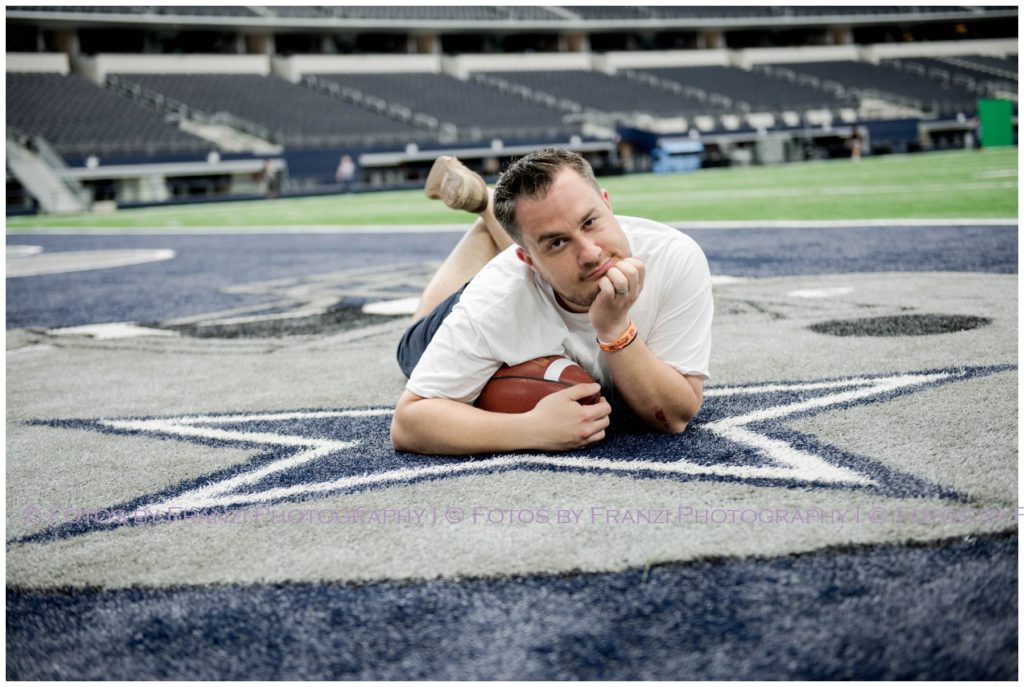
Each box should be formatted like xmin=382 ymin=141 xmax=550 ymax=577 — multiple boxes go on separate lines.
xmin=425 ymin=156 xmax=489 ymax=214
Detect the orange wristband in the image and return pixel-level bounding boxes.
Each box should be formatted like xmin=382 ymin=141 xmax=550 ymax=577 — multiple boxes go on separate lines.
xmin=597 ymin=320 xmax=638 ymax=352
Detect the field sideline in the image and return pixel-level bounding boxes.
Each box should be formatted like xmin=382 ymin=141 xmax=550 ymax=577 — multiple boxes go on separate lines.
xmin=6 ymin=147 xmax=1017 ymax=231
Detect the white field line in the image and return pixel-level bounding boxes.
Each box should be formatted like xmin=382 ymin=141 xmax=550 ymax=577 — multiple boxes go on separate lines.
xmin=31 ymin=169 xmax=977 ymax=221
xmin=702 ymin=372 xmax=953 ymax=487
xmin=12 ymin=196 xmax=434 ymax=220
xmin=704 ymin=377 xmax=880 ymax=397
xmin=622 ymin=181 xmax=1017 ymax=202
xmin=6 ymin=248 xmax=176 ymax=277
xmin=668 ymin=218 xmax=1017 ymax=231
xmin=6 ymin=344 xmax=56 ymax=358
xmin=7 ymin=224 xmax=471 ymax=235
xmin=6 ymin=218 xmax=1016 ymax=236
xmin=7 ymin=176 xmax=1016 ymax=233
xmin=47 ymin=323 xmax=178 ymax=340
xmin=10 ymin=176 xmax=1014 ymax=230
xmin=974 ymin=169 xmax=1018 ymax=179
xmin=119 ymin=374 xmax=948 ymax=513
xmin=787 ymin=287 xmax=855 ymax=299
xmin=6 ymin=245 xmax=42 ymax=257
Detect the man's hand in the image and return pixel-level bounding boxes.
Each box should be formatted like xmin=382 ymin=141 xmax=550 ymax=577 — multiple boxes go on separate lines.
xmin=590 ymin=257 xmax=645 ymax=341
xmin=587 ymin=255 xmax=704 ymax=433
xmin=525 ymin=383 xmax=611 ymax=451
xmin=391 ymin=385 xmax=611 ymax=455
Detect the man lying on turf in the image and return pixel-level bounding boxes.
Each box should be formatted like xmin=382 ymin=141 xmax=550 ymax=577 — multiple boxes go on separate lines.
xmin=391 ymin=148 xmax=713 ymax=455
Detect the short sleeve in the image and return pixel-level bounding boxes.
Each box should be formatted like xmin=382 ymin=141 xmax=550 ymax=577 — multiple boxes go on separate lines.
xmin=644 ymin=242 xmax=713 ymax=379
xmin=405 ymin=306 xmax=503 ymax=403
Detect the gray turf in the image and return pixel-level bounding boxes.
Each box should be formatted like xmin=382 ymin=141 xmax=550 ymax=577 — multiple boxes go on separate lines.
xmin=6 ymin=225 xmax=1017 ymax=680
xmin=6 ymin=270 xmax=1017 ymax=587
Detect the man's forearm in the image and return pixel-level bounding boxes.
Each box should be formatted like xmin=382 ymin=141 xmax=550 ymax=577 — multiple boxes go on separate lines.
xmin=392 ymin=385 xmax=612 ymax=455
xmin=603 ymin=335 xmax=702 ymax=432
xmin=391 ymin=395 xmax=530 ymax=455
xmin=587 ymin=258 xmax=702 ymax=432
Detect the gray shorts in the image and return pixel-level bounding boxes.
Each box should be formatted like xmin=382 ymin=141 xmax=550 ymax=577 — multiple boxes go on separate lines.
xmin=395 ymin=282 xmax=469 ymax=379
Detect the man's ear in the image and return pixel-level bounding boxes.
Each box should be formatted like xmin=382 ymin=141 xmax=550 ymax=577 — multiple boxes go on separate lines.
xmin=515 ymin=246 xmax=536 ymax=271
xmin=601 ymin=188 xmax=612 ymax=211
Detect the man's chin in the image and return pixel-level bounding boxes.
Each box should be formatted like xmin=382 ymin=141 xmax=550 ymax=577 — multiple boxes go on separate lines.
xmin=554 ymin=290 xmax=595 ymax=313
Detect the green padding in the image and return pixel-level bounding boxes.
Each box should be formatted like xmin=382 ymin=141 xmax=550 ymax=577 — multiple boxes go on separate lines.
xmin=978 ymin=99 xmax=1014 ymax=148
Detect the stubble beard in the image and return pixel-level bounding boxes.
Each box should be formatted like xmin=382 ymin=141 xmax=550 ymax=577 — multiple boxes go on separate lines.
xmin=560 ymin=288 xmax=597 ymax=310
xmin=545 ymin=250 xmax=626 ymax=312
xmin=552 ymin=278 xmax=601 ymax=312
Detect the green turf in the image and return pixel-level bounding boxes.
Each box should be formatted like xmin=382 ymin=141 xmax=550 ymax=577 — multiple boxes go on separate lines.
xmin=6 ymin=148 xmax=1017 ymax=231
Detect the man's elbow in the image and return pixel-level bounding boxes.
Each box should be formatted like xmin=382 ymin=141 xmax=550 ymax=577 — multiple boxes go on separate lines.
xmin=663 ymin=417 xmax=690 ymax=434
xmin=659 ymin=403 xmax=701 ymax=434
xmin=648 ymin=410 xmax=690 ymax=434
xmin=390 ymin=408 xmax=417 ymax=452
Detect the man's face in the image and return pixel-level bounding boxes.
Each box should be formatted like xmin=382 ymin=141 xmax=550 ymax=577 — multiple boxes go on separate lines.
xmin=514 ymin=168 xmax=631 ymax=313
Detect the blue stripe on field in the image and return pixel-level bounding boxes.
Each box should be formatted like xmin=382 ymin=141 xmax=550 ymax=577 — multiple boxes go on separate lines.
xmin=5 ymin=232 xmax=460 ymax=330
xmin=6 ymin=225 xmax=1017 ymax=329
xmin=694 ymin=224 xmax=1017 ymax=277
xmin=7 ymin=532 xmax=1016 ymax=680
xmin=24 ymin=365 xmax=1005 ymax=545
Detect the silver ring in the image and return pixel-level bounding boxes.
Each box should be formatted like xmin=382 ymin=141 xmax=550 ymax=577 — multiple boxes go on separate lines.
xmin=615 ymin=287 xmax=629 ymax=295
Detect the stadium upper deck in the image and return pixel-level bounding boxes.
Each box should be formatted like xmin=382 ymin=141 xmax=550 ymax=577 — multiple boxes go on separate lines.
xmin=7 ymin=5 xmax=1014 ymax=27
xmin=4 ymin=5 xmax=1018 ymax=211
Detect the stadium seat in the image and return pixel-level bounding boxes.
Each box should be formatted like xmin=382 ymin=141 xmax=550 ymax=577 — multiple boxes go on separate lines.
xmin=477 ymin=69 xmax=719 ymax=119
xmin=767 ymin=60 xmax=980 ymax=115
xmin=109 ymin=73 xmax=434 ymax=148
xmin=6 ymin=72 xmax=210 ymax=158
xmin=311 ymin=72 xmax=579 ymax=141
xmin=638 ymin=66 xmax=851 ymax=113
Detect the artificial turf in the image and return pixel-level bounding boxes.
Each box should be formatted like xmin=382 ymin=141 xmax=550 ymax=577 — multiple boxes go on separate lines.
xmin=6 ymin=147 xmax=1017 ymax=231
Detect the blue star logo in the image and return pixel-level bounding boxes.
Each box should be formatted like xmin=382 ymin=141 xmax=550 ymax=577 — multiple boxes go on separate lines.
xmin=18 ymin=365 xmax=1012 ymax=544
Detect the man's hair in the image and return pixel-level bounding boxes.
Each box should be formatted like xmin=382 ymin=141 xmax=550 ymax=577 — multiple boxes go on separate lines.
xmin=492 ymin=148 xmax=601 ymax=244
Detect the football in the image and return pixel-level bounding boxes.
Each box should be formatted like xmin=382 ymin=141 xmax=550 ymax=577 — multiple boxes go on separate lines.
xmin=474 ymin=355 xmax=601 ymax=413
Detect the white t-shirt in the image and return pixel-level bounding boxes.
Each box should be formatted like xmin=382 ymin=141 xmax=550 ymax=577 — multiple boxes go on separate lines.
xmin=406 ymin=215 xmax=713 ymax=403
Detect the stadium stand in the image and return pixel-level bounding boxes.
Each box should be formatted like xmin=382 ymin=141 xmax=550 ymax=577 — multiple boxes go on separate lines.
xmin=767 ymin=60 xmax=981 ymax=115
xmin=260 ymin=7 xmax=324 ymax=19
xmin=4 ymin=4 xmax=1016 ymax=211
xmin=9 ymin=6 xmax=259 ymax=17
xmin=309 ymin=6 xmax=567 ymax=21
xmin=9 ymin=6 xmax=563 ymax=21
xmin=306 ymin=7 xmax=507 ymax=21
xmin=153 ymin=6 xmax=258 ymax=17
xmin=309 ymin=72 xmax=578 ymax=141
xmin=784 ymin=6 xmax=969 ymax=16
xmin=7 ymin=4 xmax=1015 ymax=31
xmin=7 ymin=5 xmax=258 ymax=16
xmin=956 ymin=54 xmax=1018 ymax=74
xmin=884 ymin=55 xmax=1019 ymax=95
xmin=501 ymin=7 xmax=568 ymax=21
xmin=109 ymin=73 xmax=433 ymax=148
xmin=6 ymin=72 xmax=210 ymax=157
xmin=553 ymin=6 xmax=949 ymax=20
xmin=635 ymin=66 xmax=851 ymax=112
xmin=9 ymin=6 xmax=141 ymax=13
xmin=476 ymin=69 xmax=719 ymax=119
xmin=886 ymin=56 xmax=1018 ymax=92
xmin=565 ymin=7 xmax=654 ymax=20
xmin=649 ymin=7 xmax=776 ymax=19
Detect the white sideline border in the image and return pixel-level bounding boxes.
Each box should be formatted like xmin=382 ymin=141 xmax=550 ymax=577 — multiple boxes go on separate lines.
xmin=6 ymin=218 xmax=1017 ymax=236
xmin=669 ymin=218 xmax=1019 ymax=230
